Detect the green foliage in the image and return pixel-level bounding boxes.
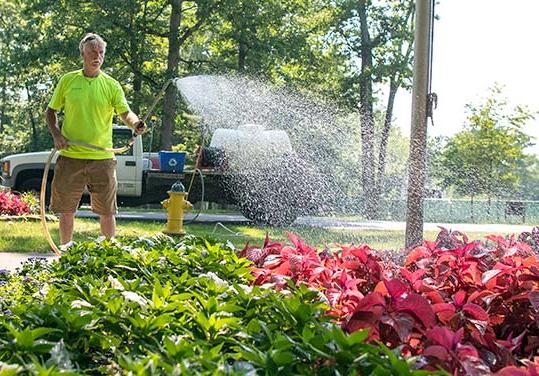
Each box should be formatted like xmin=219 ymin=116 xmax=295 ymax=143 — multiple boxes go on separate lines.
xmin=435 ymin=85 xmax=536 ymax=199
xmin=19 ymin=192 xmax=40 ymax=215
xmin=329 ymin=0 xmax=415 ymax=108
xmin=0 ymin=235 xmax=439 ymax=374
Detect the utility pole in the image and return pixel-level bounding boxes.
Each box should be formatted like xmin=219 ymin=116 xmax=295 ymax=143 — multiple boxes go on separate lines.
xmin=405 ymin=0 xmax=434 ymax=248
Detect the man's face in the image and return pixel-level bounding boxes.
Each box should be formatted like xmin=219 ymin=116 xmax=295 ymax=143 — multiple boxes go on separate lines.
xmin=81 ymin=42 xmax=105 ymax=71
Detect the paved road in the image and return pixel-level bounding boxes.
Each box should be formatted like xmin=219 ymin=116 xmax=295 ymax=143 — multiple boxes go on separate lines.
xmin=1 ymin=210 xmax=534 ymax=272
xmin=79 ymin=209 xmax=534 ymax=234
xmin=0 ymin=253 xmax=58 ymax=273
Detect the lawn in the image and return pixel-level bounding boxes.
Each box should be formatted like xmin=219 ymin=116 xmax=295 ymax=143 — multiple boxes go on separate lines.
xmin=0 ymin=216 xmax=498 ymax=253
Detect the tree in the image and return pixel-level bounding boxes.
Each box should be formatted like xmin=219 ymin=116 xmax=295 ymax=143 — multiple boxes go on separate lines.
xmin=437 ymin=85 xmax=535 ymax=205
xmin=516 ymin=157 xmax=539 ymax=200
xmin=331 ymin=0 xmax=415 ymax=218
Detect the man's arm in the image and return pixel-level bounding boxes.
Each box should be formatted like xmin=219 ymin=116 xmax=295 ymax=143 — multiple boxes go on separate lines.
xmin=120 ymin=111 xmax=147 ymax=135
xmin=45 ymin=107 xmax=68 ymax=149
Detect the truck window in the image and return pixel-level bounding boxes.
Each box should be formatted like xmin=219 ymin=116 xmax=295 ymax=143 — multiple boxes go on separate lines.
xmin=112 ymin=129 xmax=134 ymax=156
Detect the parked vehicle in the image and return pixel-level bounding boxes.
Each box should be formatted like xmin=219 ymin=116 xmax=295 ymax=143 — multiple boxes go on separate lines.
xmin=0 ymin=126 xmax=190 ymax=206
xmin=1 ymin=125 xmax=324 ymax=225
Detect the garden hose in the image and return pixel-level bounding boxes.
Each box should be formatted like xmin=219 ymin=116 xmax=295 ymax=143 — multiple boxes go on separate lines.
xmin=40 ymin=140 xmax=147 ymax=256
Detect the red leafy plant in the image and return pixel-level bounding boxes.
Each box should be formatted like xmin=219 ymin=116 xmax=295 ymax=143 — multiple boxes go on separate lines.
xmin=240 ymin=228 xmax=539 ymax=375
xmin=0 ymin=191 xmax=30 ymax=216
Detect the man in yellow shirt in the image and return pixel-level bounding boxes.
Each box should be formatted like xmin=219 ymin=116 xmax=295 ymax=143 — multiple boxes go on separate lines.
xmin=45 ymin=33 xmax=146 ymax=247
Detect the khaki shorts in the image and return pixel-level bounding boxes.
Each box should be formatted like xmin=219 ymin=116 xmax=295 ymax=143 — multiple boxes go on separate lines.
xmin=50 ymin=156 xmax=117 ymax=215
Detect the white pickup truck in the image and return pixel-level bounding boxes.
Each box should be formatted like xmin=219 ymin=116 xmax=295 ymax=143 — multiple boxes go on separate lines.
xmin=1 ymin=124 xmax=324 ymax=225
xmin=0 ymin=126 xmax=194 ymax=206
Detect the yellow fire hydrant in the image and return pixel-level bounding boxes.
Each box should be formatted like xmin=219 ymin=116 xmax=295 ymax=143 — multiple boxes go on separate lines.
xmin=162 ymin=181 xmax=192 ymax=235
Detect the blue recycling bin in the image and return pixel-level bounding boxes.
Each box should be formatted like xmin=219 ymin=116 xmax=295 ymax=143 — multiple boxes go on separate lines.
xmin=159 ymin=151 xmax=186 ymax=173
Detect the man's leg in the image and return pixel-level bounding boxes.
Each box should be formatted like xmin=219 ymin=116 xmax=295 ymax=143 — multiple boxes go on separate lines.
xmin=88 ymin=158 xmax=118 ymax=239
xmin=59 ymin=212 xmax=75 ymax=245
xmin=50 ymin=156 xmax=86 ymax=246
xmin=100 ymin=214 xmax=116 ymax=239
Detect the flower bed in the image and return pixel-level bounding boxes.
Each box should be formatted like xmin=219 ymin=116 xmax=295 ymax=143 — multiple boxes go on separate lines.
xmin=0 ymin=191 xmax=30 ymax=216
xmin=0 ymin=235 xmax=434 ymax=375
xmin=240 ymin=228 xmax=539 ymax=375
xmin=2 ymin=229 xmax=537 ymax=374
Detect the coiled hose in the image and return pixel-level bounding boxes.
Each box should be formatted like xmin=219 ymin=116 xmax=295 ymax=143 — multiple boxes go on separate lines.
xmin=40 ymin=140 xmax=140 ymax=256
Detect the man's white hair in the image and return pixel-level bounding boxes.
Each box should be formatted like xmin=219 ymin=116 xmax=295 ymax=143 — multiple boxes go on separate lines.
xmin=79 ymin=33 xmax=107 ymax=54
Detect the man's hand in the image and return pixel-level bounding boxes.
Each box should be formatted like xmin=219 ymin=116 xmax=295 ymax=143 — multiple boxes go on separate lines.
xmin=53 ymin=134 xmax=69 ymax=150
xmin=133 ymin=120 xmax=147 ymax=136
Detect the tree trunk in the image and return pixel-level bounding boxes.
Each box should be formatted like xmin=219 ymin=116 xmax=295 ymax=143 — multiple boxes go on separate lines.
xmin=470 ymin=194 xmax=474 ymax=222
xmin=161 ymin=0 xmax=182 ymax=151
xmin=0 ymin=69 xmax=6 ymax=132
xmin=130 ymin=32 xmax=143 ymax=114
xmin=238 ymin=38 xmax=247 ymax=71
xmin=372 ymin=80 xmax=399 ymax=215
xmin=358 ymin=0 xmax=376 ymax=219
xmin=25 ymin=83 xmax=37 ymax=150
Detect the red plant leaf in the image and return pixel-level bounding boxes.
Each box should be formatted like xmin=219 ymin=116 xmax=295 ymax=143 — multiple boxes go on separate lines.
xmin=525 ymin=336 xmax=539 ymax=354
xmin=519 ymin=274 xmax=539 ymax=283
xmin=395 ymin=293 xmax=435 ymax=328
xmin=400 ymin=267 xmax=425 ymax=284
xmin=344 ymin=311 xmax=382 ymax=340
xmin=436 ymin=253 xmax=456 ymax=267
xmin=481 ymin=269 xmax=503 ymax=285
xmin=405 ymin=246 xmax=431 ymax=266
xmin=354 ymin=292 xmax=386 ymax=312
xmin=456 ymin=344 xmax=480 ymax=360
xmin=373 ymin=281 xmax=388 ymax=296
xmin=462 ymin=303 xmax=489 ymax=321
xmin=380 ymin=312 xmax=415 ymax=342
xmin=461 ymin=242 xmax=478 ymax=256
xmin=467 ymin=290 xmax=498 ymax=306
xmin=245 ymin=248 xmax=267 ymax=264
xmin=502 ymin=330 xmax=527 ymax=353
xmin=433 ymin=303 xmax=456 ymax=324
xmin=263 ymin=254 xmax=282 ymax=269
xmin=272 ymin=261 xmax=291 ymax=276
xmin=384 ymin=279 xmax=409 ymax=300
xmin=432 ymin=303 xmax=456 ymax=314
xmin=424 ymin=239 xmax=439 ymax=252
xmin=286 ymin=232 xmax=302 ymax=248
xmin=350 ymin=245 xmax=370 ymax=263
xmin=460 ymin=355 xmax=492 ymax=376
xmin=529 ymin=291 xmax=539 ymax=311
xmin=426 ymin=326 xmax=455 ymax=351
xmin=461 ymin=262 xmax=481 ymax=284
xmin=454 ymin=289 xmax=467 ymax=307
xmin=494 ymin=367 xmax=530 ymax=376
xmin=523 ymin=256 xmax=539 ymax=268
xmin=426 ymin=290 xmax=445 ymax=304
xmin=423 ymin=345 xmax=450 ymax=361
xmin=453 ymin=327 xmax=465 ymax=347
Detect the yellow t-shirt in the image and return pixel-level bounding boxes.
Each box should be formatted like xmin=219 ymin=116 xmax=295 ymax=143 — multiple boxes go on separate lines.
xmin=48 ymin=69 xmax=130 ymax=159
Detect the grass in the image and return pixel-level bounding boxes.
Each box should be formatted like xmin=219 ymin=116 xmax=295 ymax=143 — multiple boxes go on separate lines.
xmin=0 ymin=216 xmax=504 ymax=253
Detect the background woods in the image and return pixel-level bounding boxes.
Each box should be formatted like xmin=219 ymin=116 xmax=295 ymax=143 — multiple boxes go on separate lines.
xmin=1 ymin=0 xmax=537 ymax=211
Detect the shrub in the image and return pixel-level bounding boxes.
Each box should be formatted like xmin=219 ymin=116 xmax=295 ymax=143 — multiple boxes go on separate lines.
xmin=0 ymin=191 xmax=30 ymax=216
xmin=242 ymin=228 xmax=539 ymax=375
